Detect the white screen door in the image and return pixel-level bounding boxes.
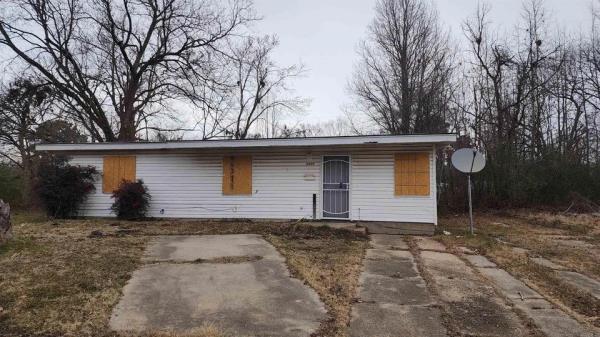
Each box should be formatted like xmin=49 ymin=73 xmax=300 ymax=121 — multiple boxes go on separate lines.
xmin=322 ymin=156 xmax=350 ymax=219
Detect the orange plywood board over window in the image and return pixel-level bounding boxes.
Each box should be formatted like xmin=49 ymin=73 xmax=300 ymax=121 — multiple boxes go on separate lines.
xmin=222 ymin=155 xmax=252 ymax=195
xmin=394 ymin=152 xmax=430 ymax=196
xmin=103 ymin=156 xmax=136 ymax=193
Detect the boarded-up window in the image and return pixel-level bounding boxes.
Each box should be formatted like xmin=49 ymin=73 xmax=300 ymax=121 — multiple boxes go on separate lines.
xmin=222 ymin=155 xmax=252 ymax=195
xmin=103 ymin=156 xmax=136 ymax=193
xmin=394 ymin=153 xmax=430 ymax=196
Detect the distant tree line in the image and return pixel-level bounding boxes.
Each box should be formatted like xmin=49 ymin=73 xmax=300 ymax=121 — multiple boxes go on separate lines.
xmin=350 ymin=0 xmax=600 ymax=209
xmin=2 ymin=0 xmax=600 ymax=210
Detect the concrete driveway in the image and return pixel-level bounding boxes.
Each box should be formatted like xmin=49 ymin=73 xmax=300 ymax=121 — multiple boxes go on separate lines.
xmin=349 ymin=235 xmax=599 ymax=337
xmin=109 ymin=234 xmax=326 ymax=337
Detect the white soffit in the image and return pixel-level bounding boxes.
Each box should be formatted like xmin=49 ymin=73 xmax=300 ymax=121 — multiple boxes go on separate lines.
xmin=36 ymin=134 xmax=457 ymax=152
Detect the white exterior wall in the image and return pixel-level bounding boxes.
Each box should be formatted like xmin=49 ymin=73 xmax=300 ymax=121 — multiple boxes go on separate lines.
xmin=70 ymin=152 xmax=320 ymax=219
xmin=349 ymin=147 xmax=436 ymax=223
xmin=69 ymin=145 xmax=437 ymax=223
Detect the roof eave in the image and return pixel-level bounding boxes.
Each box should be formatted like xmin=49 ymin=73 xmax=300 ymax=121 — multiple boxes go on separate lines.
xmin=35 ymin=134 xmax=457 ymax=152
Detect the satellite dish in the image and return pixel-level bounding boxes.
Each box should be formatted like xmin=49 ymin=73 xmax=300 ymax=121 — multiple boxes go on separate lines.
xmin=450 ymin=148 xmax=486 ymax=235
xmin=451 ymin=148 xmax=486 ymax=174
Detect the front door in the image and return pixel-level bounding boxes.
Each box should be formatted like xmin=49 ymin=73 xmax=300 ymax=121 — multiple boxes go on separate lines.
xmin=322 ymin=156 xmax=350 ymax=219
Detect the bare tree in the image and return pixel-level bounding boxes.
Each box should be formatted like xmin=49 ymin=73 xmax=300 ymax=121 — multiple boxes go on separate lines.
xmin=0 ymin=0 xmax=254 ymax=141
xmin=262 ymin=117 xmax=355 ymax=138
xmin=462 ymin=0 xmax=562 ymax=153
xmin=0 ymin=79 xmax=53 ymax=199
xmin=350 ymin=0 xmax=455 ymax=134
xmin=579 ymin=4 xmax=600 ymax=162
xmin=222 ymin=35 xmax=307 ymax=139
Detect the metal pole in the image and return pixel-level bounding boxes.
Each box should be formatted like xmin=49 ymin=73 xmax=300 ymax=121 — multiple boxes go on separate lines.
xmin=467 ymin=174 xmax=474 ymax=235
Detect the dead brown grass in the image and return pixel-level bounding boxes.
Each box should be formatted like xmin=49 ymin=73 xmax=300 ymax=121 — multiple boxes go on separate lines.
xmin=0 ymin=216 xmax=367 ymax=337
xmin=0 ymin=221 xmax=149 ymax=337
xmin=265 ymin=234 xmax=369 ymax=337
xmin=123 ymin=324 xmax=230 ymax=337
xmin=437 ymin=210 xmax=600 ymax=327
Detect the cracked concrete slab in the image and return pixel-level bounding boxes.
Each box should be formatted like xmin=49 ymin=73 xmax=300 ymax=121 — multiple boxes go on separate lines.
xmin=420 ymin=251 xmax=484 ymax=302
xmin=110 ymin=235 xmax=326 ymax=337
xmin=473 ymin=255 xmax=599 ymax=337
xmin=370 ymin=234 xmax=409 ymax=250
xmin=364 ymin=249 xmax=419 ymax=278
xmin=530 ymin=257 xmax=568 ymax=270
xmin=420 ymin=251 xmax=527 ymax=336
xmin=414 ymin=237 xmax=446 ymax=251
xmin=349 ymin=303 xmax=446 ymax=337
xmin=457 ymin=246 xmax=476 ymax=255
xmin=478 ymin=266 xmax=544 ymax=300
xmin=349 ymin=235 xmax=447 ymax=337
xmin=447 ymin=298 xmax=526 ymax=337
xmin=519 ymin=308 xmax=598 ymax=337
xmin=464 ymin=254 xmax=497 ymax=268
xmin=358 ymin=273 xmax=434 ymax=306
xmin=513 ymin=298 xmax=556 ymax=311
xmin=555 ymin=239 xmax=596 ymax=250
xmin=142 ymin=234 xmax=284 ymax=262
xmin=556 ymin=271 xmax=600 ymax=300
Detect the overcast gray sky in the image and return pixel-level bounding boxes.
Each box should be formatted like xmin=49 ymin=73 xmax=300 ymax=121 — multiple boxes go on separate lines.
xmin=252 ymin=0 xmax=594 ymax=124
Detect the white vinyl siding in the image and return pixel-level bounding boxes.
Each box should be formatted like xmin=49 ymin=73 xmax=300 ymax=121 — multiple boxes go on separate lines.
xmin=350 ymin=148 xmax=436 ymax=223
xmin=68 ymin=145 xmax=437 ymax=223
xmin=70 ymin=152 xmax=320 ymax=219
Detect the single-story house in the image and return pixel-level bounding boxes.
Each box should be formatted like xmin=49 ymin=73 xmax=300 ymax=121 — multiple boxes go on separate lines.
xmin=36 ymin=134 xmax=456 ymax=233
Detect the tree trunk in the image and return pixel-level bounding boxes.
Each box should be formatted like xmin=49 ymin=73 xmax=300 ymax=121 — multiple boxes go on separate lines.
xmin=0 ymin=200 xmax=12 ymax=243
xmin=117 ymin=81 xmax=140 ymax=142
xmin=118 ymin=116 xmax=137 ymax=141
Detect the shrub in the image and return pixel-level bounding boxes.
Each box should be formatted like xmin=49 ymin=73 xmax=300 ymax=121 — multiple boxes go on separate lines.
xmin=110 ymin=180 xmax=151 ymax=220
xmin=0 ymin=164 xmax=22 ymax=207
xmin=36 ymin=158 xmax=98 ymax=218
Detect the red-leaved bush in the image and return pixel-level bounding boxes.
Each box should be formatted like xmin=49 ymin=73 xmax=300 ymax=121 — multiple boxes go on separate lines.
xmin=110 ymin=180 xmax=151 ymax=220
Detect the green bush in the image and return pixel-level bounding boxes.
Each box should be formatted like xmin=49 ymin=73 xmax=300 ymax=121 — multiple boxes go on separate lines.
xmin=110 ymin=180 xmax=151 ymax=220
xmin=35 ymin=158 xmax=98 ymax=218
xmin=0 ymin=164 xmax=22 ymax=207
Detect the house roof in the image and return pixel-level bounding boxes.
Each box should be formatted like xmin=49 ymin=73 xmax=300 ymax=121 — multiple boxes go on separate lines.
xmin=35 ymin=134 xmax=457 ymax=152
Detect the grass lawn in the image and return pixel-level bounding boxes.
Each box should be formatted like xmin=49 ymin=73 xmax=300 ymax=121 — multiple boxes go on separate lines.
xmin=5 ymin=209 xmax=598 ymax=336
xmin=437 ymin=210 xmax=600 ymax=327
xmin=0 ymin=213 xmax=368 ymax=337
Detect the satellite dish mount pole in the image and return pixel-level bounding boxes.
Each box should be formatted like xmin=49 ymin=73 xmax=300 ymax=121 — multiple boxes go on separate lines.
xmin=467 ymin=150 xmax=476 ymax=235
xmin=467 ymin=173 xmax=474 ymax=235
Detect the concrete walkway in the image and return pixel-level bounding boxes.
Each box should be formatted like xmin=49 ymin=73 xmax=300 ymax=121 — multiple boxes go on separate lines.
xmin=349 ymin=235 xmax=600 ymax=337
xmin=349 ymin=235 xmax=447 ymax=337
xmin=465 ymin=254 xmax=599 ymax=337
xmin=110 ymin=234 xmax=326 ymax=337
xmin=530 ymin=256 xmax=600 ymax=301
xmin=419 ymin=248 xmax=527 ymax=336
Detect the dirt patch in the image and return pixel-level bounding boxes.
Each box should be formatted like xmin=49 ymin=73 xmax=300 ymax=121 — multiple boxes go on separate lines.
xmin=447 ymin=296 xmax=526 ymax=334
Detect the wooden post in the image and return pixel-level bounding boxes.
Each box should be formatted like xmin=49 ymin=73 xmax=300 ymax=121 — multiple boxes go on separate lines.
xmin=0 ymin=199 xmax=12 ymax=243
